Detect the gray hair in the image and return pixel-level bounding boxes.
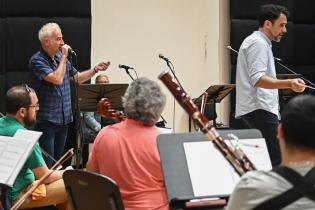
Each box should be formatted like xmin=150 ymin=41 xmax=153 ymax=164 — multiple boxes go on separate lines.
xmin=38 ymin=23 xmax=61 ymax=42
xmin=122 ymin=77 xmax=166 ymax=125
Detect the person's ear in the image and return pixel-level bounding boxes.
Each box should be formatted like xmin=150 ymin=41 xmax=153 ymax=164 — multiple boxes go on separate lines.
xmin=43 ymin=37 xmax=50 ymax=47
xmin=277 ymin=123 xmax=284 ymax=141
xmin=265 ymin=20 xmax=272 ymax=28
xmin=18 ymin=107 xmax=27 ymax=118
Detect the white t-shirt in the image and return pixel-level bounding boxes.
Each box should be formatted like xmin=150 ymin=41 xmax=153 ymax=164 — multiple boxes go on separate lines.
xmin=226 ymin=166 xmax=315 ymax=210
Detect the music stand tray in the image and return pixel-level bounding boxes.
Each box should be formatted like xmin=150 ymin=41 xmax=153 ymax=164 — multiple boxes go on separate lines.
xmin=276 ymin=74 xmax=301 ymax=80
xmin=191 ymin=84 xmax=235 ymax=129
xmin=157 ymin=130 xmax=264 ymax=210
xmin=194 ymin=84 xmax=235 ymax=105
xmin=78 ymin=83 xmax=128 ymax=112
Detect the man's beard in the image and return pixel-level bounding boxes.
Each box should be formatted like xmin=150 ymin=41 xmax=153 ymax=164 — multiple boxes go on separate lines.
xmin=24 ymin=116 xmax=36 ymax=128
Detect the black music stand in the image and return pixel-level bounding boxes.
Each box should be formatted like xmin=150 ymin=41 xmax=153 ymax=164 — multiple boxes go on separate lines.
xmin=277 ymin=74 xmax=301 ymax=111
xmin=191 ymin=84 xmax=235 ymax=130
xmin=78 ymin=83 xmax=129 ymax=112
xmin=157 ymin=130 xmax=263 ymax=210
xmin=75 ymin=83 xmax=128 ymax=168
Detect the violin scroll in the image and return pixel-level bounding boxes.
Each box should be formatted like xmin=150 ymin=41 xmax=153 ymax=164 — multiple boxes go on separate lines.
xmin=97 ymin=98 xmax=125 ymax=123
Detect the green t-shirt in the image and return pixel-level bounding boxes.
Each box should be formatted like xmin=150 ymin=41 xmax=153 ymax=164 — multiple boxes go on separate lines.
xmin=0 ymin=116 xmax=45 ymax=201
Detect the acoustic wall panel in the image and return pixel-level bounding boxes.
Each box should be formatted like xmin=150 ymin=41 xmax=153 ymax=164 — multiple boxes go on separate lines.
xmin=0 ymin=19 xmax=5 ymax=74
xmin=6 ymin=0 xmax=91 ymax=17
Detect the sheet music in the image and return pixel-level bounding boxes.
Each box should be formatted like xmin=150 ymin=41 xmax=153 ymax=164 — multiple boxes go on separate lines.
xmin=183 ymin=138 xmax=272 ymax=197
xmin=0 ymin=129 xmax=41 ymax=187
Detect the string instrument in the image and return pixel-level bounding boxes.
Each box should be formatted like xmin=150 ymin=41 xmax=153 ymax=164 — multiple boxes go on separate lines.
xmin=97 ymin=98 xmax=125 ymax=123
xmin=158 ymin=71 xmax=256 ymax=176
xmin=10 ymin=149 xmax=74 ymax=210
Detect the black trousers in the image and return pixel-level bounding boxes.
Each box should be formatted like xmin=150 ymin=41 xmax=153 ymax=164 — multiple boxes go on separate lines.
xmin=241 ymin=109 xmax=281 ymax=166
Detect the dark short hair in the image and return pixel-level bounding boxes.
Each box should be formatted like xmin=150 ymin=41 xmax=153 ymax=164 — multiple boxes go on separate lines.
xmin=281 ymin=94 xmax=315 ymax=150
xmin=258 ymin=4 xmax=289 ymax=27
xmin=5 ymin=84 xmax=34 ymax=114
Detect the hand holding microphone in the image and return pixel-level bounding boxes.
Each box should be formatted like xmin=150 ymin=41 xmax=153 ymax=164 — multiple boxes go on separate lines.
xmin=61 ymin=44 xmax=71 ymax=57
xmin=61 ymin=44 xmax=77 ymax=57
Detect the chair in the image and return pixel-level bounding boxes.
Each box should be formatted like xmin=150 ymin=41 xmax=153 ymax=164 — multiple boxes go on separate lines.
xmin=63 ymin=170 xmax=124 ymax=210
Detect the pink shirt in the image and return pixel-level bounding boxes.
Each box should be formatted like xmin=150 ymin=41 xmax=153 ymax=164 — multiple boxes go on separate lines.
xmin=89 ymin=119 xmax=169 ymax=210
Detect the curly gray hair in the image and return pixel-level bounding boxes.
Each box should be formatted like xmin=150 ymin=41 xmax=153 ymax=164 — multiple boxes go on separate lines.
xmin=122 ymin=77 xmax=166 ymax=125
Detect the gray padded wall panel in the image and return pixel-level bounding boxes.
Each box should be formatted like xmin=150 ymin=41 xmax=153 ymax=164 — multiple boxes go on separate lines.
xmin=6 ymin=0 xmax=91 ymax=17
xmin=0 ymin=75 xmax=4 ymax=112
xmin=293 ymin=25 xmax=315 ymax=65
xmin=230 ymin=0 xmax=292 ymax=19
xmin=5 ymin=18 xmax=47 ymax=71
xmin=5 ymin=71 xmax=31 ymax=89
xmin=0 ymin=19 xmax=5 ymax=74
xmin=293 ymin=1 xmax=315 ymax=23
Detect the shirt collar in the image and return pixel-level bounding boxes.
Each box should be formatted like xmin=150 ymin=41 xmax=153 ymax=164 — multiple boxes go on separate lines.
xmin=256 ymin=30 xmax=272 ymax=47
xmin=39 ymin=47 xmax=62 ymax=62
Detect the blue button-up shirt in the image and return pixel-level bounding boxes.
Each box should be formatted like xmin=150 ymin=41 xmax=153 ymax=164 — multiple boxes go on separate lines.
xmin=235 ymin=31 xmax=279 ymax=119
xmin=29 ymin=48 xmax=78 ymax=125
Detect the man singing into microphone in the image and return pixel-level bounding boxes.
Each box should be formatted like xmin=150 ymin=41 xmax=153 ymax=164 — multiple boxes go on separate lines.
xmin=29 ymin=22 xmax=110 ymax=167
xmin=235 ymin=4 xmax=305 ymax=166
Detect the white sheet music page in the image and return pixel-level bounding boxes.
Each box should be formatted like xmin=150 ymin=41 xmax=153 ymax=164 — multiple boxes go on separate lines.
xmin=183 ymin=138 xmax=272 ymax=197
xmin=0 ymin=129 xmax=41 ymax=187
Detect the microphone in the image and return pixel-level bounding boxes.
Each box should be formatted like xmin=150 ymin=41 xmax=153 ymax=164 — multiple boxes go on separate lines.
xmin=118 ymin=64 xmax=134 ymax=70
xmin=68 ymin=48 xmax=76 ymax=56
xmin=274 ymin=57 xmax=283 ymax=62
xmin=159 ymin=54 xmax=170 ymax=62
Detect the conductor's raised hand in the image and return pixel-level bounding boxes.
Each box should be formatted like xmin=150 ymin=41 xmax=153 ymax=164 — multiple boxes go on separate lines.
xmin=94 ymin=61 xmax=111 ymax=73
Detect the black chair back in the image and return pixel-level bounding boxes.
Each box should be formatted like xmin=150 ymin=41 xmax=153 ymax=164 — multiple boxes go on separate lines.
xmin=63 ymin=170 xmax=124 ymax=210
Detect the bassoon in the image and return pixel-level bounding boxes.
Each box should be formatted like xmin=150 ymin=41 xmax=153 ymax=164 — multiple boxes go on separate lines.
xmin=158 ymin=71 xmax=256 ymax=176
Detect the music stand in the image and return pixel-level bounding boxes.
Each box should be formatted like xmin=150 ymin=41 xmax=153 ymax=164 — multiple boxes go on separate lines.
xmin=157 ymin=129 xmax=264 ymax=210
xmin=192 ymin=84 xmax=235 ymax=129
xmin=75 ymin=83 xmax=128 ymax=168
xmin=78 ymin=83 xmax=129 ymax=112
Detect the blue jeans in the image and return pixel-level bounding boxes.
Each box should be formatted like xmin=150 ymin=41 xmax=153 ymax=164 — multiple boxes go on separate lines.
xmin=36 ymin=122 xmax=68 ymax=168
xmin=241 ymin=109 xmax=281 ymax=167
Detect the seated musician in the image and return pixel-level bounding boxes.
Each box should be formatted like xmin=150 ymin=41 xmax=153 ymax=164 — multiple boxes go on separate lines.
xmin=0 ymin=84 xmax=71 ymax=210
xmin=83 ymin=73 xmax=115 ymax=142
xmin=227 ymin=94 xmax=315 ymax=209
xmin=87 ymin=77 xmax=169 ymax=210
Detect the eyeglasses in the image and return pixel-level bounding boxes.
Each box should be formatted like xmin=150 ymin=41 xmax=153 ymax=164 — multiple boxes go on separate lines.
xmin=24 ymin=84 xmax=33 ymax=93
xmin=29 ymin=104 xmax=40 ymax=108
xmin=23 ymin=84 xmax=39 ymax=109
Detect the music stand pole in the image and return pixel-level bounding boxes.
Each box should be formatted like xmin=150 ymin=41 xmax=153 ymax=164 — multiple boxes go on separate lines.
xmin=1 ymin=184 xmax=10 ymax=210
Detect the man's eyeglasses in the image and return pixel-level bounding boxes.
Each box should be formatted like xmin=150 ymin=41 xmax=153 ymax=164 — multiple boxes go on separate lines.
xmin=29 ymin=104 xmax=40 ymax=108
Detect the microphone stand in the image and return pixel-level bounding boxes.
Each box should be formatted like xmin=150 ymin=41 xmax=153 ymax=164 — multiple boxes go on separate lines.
xmin=121 ymin=65 xmax=168 ymax=127
xmin=68 ymin=53 xmax=84 ymax=169
xmin=125 ymin=68 xmax=136 ymax=81
xmin=227 ymin=45 xmax=315 ymax=88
